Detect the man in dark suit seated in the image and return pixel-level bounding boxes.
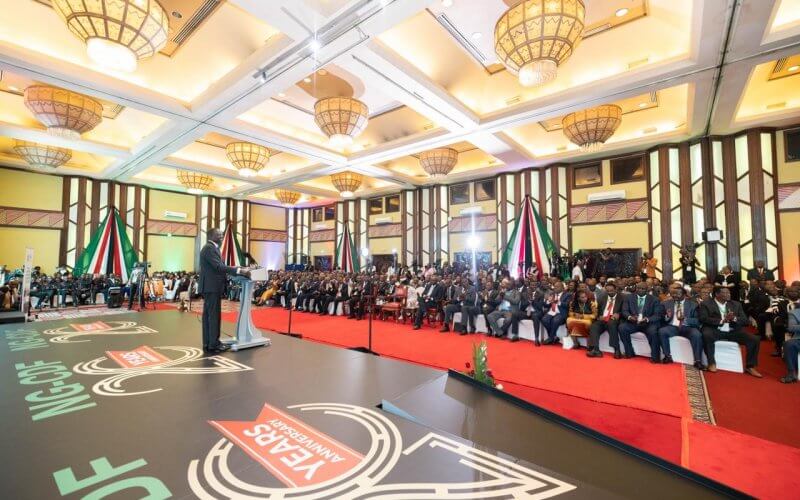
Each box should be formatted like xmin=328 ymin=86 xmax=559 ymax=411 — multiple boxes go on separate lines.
xmin=199 ymin=228 xmax=248 ymax=353
xmin=458 ymin=278 xmax=481 ymax=335
xmin=781 ymin=287 xmax=800 ymax=384
xmin=413 ymin=275 xmax=444 ymax=330
xmin=746 ymin=260 xmax=775 ymax=283
xmin=699 ymin=286 xmax=761 ymax=377
xmin=587 ymin=281 xmax=623 ymax=358
xmin=331 ymin=279 xmax=350 ymax=316
xmin=541 ymin=281 xmax=572 ymax=345
xmin=619 ymin=282 xmax=662 ymax=362
xmin=658 ymin=286 xmax=705 ymax=369
xmin=440 ymin=277 xmax=464 ymax=333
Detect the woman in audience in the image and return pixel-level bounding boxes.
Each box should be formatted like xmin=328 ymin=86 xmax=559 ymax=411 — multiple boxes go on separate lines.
xmin=565 ymin=290 xmax=597 ymax=348
xmin=715 ymin=265 xmax=740 ymax=301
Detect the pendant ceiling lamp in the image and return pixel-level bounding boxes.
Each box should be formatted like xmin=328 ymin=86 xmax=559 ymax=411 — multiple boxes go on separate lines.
xmin=24 ymin=85 xmax=104 ymax=140
xmin=314 ymin=97 xmax=369 ymax=148
xmin=275 ymin=189 xmax=301 ymax=206
xmin=177 ymin=170 xmax=213 ymax=195
xmin=13 ymin=140 xmax=72 ymax=169
xmin=226 ymin=142 xmax=270 ymax=178
xmin=562 ymin=104 xmax=622 ymax=152
xmin=51 ymin=0 xmax=169 ymax=72
xmin=494 ymin=0 xmax=586 ymax=87
xmin=330 ymin=171 xmax=362 ymax=198
xmin=419 ymin=148 xmax=458 ymax=178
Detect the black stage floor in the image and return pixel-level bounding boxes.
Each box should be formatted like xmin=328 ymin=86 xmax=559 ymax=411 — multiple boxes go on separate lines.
xmin=0 ymin=311 xmax=743 ymax=499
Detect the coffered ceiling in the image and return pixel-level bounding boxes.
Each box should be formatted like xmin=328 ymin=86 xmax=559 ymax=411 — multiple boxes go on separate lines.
xmin=0 ymin=0 xmax=798 ymax=207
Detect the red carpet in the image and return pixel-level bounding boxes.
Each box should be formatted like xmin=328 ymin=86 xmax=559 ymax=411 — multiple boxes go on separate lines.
xmin=502 ymin=381 xmax=684 ymax=464
xmin=229 ymin=307 xmax=690 ymax=418
xmin=703 ymin=339 xmax=800 ymax=449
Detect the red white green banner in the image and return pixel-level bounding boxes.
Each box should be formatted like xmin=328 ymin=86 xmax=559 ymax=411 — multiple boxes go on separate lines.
xmin=220 ymin=225 xmax=246 ymax=267
xmin=501 ymin=195 xmax=555 ymax=278
xmin=73 ymin=208 xmax=137 ymax=281
xmin=334 ymin=224 xmax=359 ymax=273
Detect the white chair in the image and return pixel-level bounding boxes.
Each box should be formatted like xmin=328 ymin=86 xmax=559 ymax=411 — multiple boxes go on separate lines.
xmin=451 ymin=312 xmax=490 ymax=334
xmin=668 ymin=336 xmax=697 ymax=365
xmin=327 ymin=301 xmax=344 ymax=316
xmin=518 ymin=319 xmax=535 ymax=341
xmin=712 ymin=340 xmax=744 ymax=373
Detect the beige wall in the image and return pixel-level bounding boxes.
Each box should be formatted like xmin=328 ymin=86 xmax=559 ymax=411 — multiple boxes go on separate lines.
xmin=570 ymin=159 xmax=648 ymax=205
xmin=0 ymin=168 xmax=62 ymax=210
xmin=309 ymin=241 xmax=335 ymax=259
xmin=250 ymin=203 xmax=286 ymax=230
xmin=571 ymin=221 xmax=649 ymax=252
xmin=450 ymin=231 xmax=498 ymax=262
xmin=148 ymin=190 xmax=196 ymax=222
xmin=147 ymin=235 xmax=195 ymax=272
xmin=0 ymin=227 xmax=61 ymax=271
xmin=369 ymin=237 xmax=401 ymax=256
xmin=779 ymin=212 xmax=800 ymax=283
xmin=776 ymin=129 xmax=800 ymax=184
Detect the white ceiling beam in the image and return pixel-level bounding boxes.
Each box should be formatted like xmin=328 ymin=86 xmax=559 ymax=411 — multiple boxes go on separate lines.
xmin=0 ymin=42 xmax=189 ymax=120
xmin=0 ymin=121 xmax=130 ymax=158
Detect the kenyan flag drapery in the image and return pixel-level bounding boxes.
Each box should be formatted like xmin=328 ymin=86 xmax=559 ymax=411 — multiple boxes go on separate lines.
xmin=220 ymin=225 xmax=246 ymax=267
xmin=501 ymin=195 xmax=556 ymax=278
xmin=73 ymin=208 xmax=137 ymax=281
xmin=334 ymin=224 xmax=359 ymax=272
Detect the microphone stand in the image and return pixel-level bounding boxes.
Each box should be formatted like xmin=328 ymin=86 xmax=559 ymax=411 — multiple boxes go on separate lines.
xmin=276 ymin=284 xmax=301 ymax=338
xmin=351 ymin=285 xmax=379 ymax=356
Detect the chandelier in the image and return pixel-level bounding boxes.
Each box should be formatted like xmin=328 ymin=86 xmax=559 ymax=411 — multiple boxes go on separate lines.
xmin=494 ymin=0 xmax=586 ymax=87
xmin=562 ymin=104 xmax=623 ymax=152
xmin=226 ymin=142 xmax=270 ymax=178
xmin=330 ymin=171 xmax=362 ymax=198
xmin=51 ymin=0 xmax=169 ymax=72
xmin=13 ymin=140 xmax=72 ymax=169
xmin=177 ymin=170 xmax=213 ymax=195
xmin=24 ymin=86 xmax=104 ymax=140
xmin=314 ymin=97 xmax=369 ymax=148
xmin=275 ymin=189 xmax=301 ymax=206
xmin=419 ymin=148 xmax=458 ymax=178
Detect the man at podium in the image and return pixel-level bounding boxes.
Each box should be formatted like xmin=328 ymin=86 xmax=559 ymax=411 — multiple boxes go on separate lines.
xmin=199 ymin=228 xmax=250 ymax=353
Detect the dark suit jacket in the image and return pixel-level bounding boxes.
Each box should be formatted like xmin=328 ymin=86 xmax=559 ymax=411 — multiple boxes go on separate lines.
xmin=421 ymin=283 xmax=445 ymax=302
xmin=698 ymin=299 xmax=747 ymax=329
xmin=746 ymin=268 xmax=775 ymax=282
xmin=595 ymin=294 xmax=623 ymax=321
xmin=198 ymin=242 xmax=237 ymax=294
xmin=621 ymin=293 xmax=661 ymax=323
xmin=661 ymin=299 xmax=700 ymax=328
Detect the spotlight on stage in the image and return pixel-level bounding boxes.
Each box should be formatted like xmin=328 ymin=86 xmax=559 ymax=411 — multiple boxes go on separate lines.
xmin=361 ymin=247 xmax=369 ymax=258
xmin=467 ymin=235 xmax=480 ymax=249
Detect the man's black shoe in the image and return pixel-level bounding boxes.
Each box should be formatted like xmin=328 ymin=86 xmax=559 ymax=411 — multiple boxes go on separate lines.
xmin=693 ymin=361 xmax=707 ymax=370
xmin=210 ymin=344 xmax=230 ymax=353
xmin=510 ymin=336 xmax=519 ymax=342
xmin=542 ymin=338 xmax=554 ymax=345
xmin=613 ymin=350 xmax=622 ymax=359
xmin=662 ymin=355 xmax=673 ymax=364
xmin=624 ymin=352 xmax=634 ymax=359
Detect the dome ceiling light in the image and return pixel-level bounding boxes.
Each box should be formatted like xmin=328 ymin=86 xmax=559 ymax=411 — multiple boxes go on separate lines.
xmin=24 ymin=85 xmax=104 ymax=140
xmin=225 ymin=142 xmax=270 ymax=178
xmin=51 ymin=0 xmax=169 ymax=72
xmin=13 ymin=140 xmax=72 ymax=169
xmin=562 ymin=104 xmax=623 ymax=152
xmin=275 ymin=189 xmax=301 ymax=206
xmin=419 ymin=148 xmax=459 ymax=179
xmin=494 ymin=0 xmax=586 ymax=87
xmin=314 ymin=97 xmax=369 ymax=148
xmin=330 ymin=171 xmax=363 ymax=198
xmin=177 ymin=170 xmax=213 ymax=195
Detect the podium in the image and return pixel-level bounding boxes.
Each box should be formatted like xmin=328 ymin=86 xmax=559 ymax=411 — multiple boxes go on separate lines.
xmin=223 ymin=267 xmax=271 ymax=351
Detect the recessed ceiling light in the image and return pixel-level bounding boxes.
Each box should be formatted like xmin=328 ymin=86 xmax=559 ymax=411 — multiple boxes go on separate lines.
xmin=442 ymin=0 xmax=453 ymax=7
xmin=171 ymin=11 xmax=182 ymax=19
xmin=303 ymin=77 xmax=312 ymax=83
xmin=318 ymin=69 xmax=328 ymax=75
xmin=471 ymin=32 xmax=482 ymax=40
xmin=8 ymin=85 xmax=19 ymax=92
xmin=278 ymin=92 xmax=286 ymax=98
xmin=638 ymin=102 xmax=647 ymax=108
xmin=615 ymin=8 xmax=629 ymax=17
xmin=789 ymin=65 xmax=799 ymax=72
xmin=309 ymin=39 xmax=322 ymax=52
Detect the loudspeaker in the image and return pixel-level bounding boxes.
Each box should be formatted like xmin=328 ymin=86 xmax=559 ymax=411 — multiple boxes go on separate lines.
xmin=107 ymin=287 xmax=123 ymax=308
xmin=702 ymin=228 xmax=723 ymax=243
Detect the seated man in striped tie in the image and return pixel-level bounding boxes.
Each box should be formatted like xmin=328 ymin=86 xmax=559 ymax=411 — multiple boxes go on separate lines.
xmin=658 ymin=286 xmax=705 ymax=370
xmin=587 ymin=281 xmax=623 ymax=358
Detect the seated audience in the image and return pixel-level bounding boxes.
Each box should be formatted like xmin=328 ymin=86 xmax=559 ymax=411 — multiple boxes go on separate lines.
xmin=699 ymin=286 xmax=761 ymax=377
